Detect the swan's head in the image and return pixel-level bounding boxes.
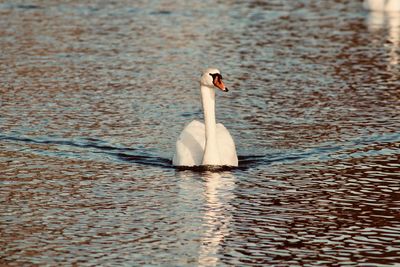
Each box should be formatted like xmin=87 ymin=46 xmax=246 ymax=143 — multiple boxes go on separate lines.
xmin=200 ymin=68 xmax=228 ymax=92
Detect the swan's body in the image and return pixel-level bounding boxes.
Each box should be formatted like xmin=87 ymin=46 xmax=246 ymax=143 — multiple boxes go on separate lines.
xmin=173 ymin=68 xmax=238 ymax=168
xmin=173 ymin=120 xmax=238 ymax=167
xmin=363 ymin=0 xmax=400 ymax=12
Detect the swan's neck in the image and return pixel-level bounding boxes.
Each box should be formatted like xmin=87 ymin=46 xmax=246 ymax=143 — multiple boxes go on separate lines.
xmin=201 ymin=85 xmax=221 ymax=165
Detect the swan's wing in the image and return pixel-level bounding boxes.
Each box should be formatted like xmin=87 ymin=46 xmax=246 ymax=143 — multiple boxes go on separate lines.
xmin=217 ymin=123 xmax=238 ymax=166
xmin=173 ymin=120 xmax=205 ymax=166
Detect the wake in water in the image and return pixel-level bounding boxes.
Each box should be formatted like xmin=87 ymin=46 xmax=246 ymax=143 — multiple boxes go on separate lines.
xmin=0 ymin=134 xmax=170 ymax=168
xmin=0 ymin=134 xmax=270 ymax=169
xmin=0 ymin=132 xmax=399 ymax=170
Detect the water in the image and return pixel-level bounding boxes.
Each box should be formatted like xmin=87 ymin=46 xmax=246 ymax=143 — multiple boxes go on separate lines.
xmin=1 ymin=0 xmax=399 ymax=265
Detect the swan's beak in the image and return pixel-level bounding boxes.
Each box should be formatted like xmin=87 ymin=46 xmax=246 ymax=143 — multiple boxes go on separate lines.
xmin=215 ymin=82 xmax=228 ymax=92
xmin=212 ymin=75 xmax=228 ymax=92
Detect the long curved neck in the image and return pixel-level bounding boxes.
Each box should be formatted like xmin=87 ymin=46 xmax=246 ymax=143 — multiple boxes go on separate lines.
xmin=201 ymin=85 xmax=221 ymax=165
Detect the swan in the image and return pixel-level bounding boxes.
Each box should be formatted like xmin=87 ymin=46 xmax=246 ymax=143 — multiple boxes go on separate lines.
xmin=363 ymin=0 xmax=400 ymax=12
xmin=172 ymin=68 xmax=238 ymax=168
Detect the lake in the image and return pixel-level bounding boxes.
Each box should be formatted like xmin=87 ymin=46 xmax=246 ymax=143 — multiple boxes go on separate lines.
xmin=1 ymin=0 xmax=399 ymax=266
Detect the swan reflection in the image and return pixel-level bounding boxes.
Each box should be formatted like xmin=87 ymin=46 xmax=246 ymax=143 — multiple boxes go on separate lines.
xmin=177 ymin=171 xmax=236 ymax=266
xmin=198 ymin=172 xmax=235 ymax=266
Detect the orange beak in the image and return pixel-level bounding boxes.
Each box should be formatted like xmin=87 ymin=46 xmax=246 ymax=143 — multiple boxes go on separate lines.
xmin=211 ymin=74 xmax=229 ymax=92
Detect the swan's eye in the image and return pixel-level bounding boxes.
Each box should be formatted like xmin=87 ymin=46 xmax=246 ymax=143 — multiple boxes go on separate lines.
xmin=209 ymin=73 xmax=222 ymax=81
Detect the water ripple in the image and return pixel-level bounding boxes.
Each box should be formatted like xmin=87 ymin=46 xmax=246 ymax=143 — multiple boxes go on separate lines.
xmin=1 ymin=0 xmax=399 ymax=266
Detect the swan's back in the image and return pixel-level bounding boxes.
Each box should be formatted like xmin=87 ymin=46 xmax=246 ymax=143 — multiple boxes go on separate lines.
xmin=173 ymin=120 xmax=238 ymax=167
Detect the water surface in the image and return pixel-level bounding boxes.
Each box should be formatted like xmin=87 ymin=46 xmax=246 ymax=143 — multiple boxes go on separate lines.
xmin=1 ymin=0 xmax=399 ymax=266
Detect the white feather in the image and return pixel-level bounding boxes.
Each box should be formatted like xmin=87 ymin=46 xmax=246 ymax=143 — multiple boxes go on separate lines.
xmin=173 ymin=120 xmax=238 ymax=167
xmin=172 ymin=68 xmax=238 ymax=167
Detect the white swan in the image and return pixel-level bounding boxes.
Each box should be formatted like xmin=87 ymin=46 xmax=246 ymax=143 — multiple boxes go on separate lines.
xmin=172 ymin=68 xmax=238 ymax=168
xmin=363 ymin=0 xmax=400 ymax=12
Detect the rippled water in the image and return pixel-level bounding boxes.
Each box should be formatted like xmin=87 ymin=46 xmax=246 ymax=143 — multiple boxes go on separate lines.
xmin=1 ymin=0 xmax=400 ymax=266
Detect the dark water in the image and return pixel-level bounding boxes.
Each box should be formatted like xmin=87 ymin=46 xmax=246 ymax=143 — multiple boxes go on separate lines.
xmin=1 ymin=0 xmax=400 ymax=266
